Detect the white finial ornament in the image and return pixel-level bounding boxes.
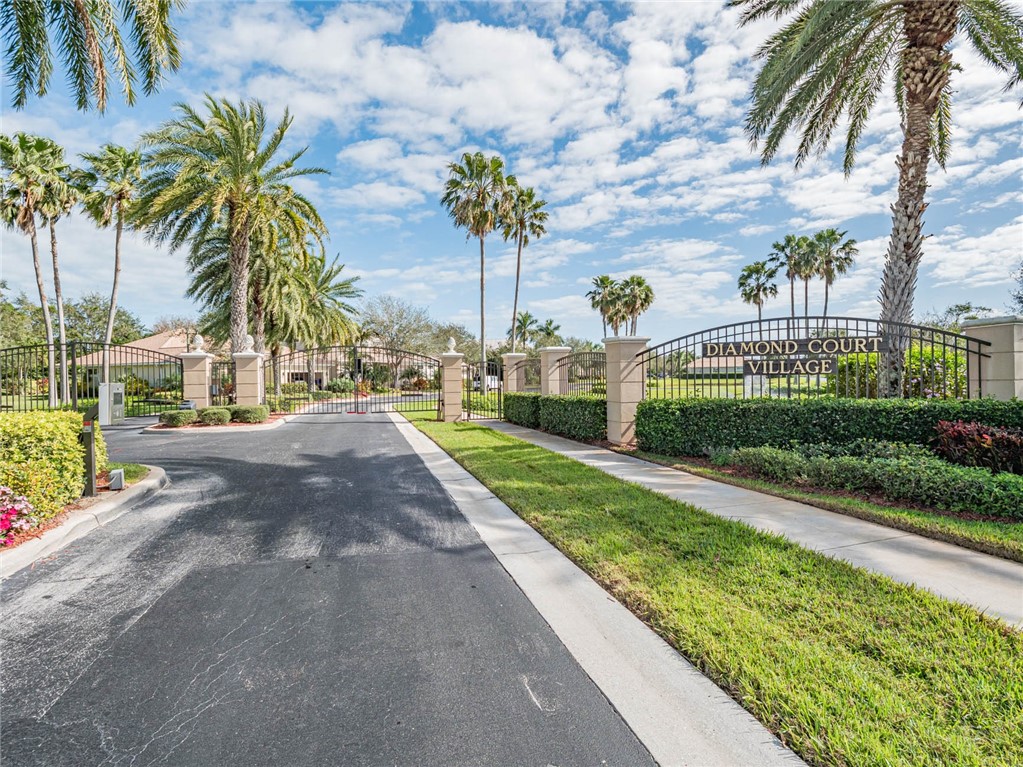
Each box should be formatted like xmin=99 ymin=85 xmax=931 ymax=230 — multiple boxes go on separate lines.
xmin=192 ymin=334 xmax=205 ymax=352
xmin=447 ymin=337 xmax=456 ymax=352
xmin=242 ymin=334 xmax=255 ymax=353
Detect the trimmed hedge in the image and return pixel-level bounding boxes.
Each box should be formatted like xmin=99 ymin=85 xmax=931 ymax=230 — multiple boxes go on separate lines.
xmin=504 ymin=392 xmax=542 ymax=428
xmin=538 ymin=395 xmax=607 ymax=442
xmin=636 ymin=398 xmax=1023 ymax=456
xmin=0 ymin=411 xmax=87 ymax=519
xmin=730 ymin=446 xmax=1023 ymax=520
xmin=199 ymin=407 xmax=231 ymax=425
xmin=160 ymin=409 xmax=198 ymax=427
xmin=231 ymin=404 xmax=269 ymax=423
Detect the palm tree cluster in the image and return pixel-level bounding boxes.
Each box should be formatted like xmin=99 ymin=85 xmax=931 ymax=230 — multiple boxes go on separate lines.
xmin=739 ymin=228 xmax=858 ymax=320
xmin=586 ymin=275 xmax=655 ymax=337
xmin=508 ymin=311 xmax=562 ymax=350
xmin=441 ymin=151 xmax=548 ymax=392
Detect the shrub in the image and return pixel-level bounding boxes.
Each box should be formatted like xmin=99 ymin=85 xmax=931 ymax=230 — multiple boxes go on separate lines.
xmin=792 ymin=439 xmax=932 ymax=461
xmin=310 ymin=390 xmax=333 ymax=401
xmin=538 ymin=396 xmax=607 ymax=442
xmin=636 ymin=398 xmax=1023 ymax=456
xmin=280 ymin=381 xmax=308 ymax=396
xmin=933 ymin=420 xmax=1023 ymax=475
xmin=0 ymin=411 xmax=87 ymax=519
xmin=504 ymin=393 xmax=542 ymax=428
xmin=325 ymin=377 xmax=355 ymax=394
xmin=199 ymin=407 xmax=231 ymax=425
xmin=731 ymin=447 xmax=808 ymax=482
xmin=265 ymin=396 xmax=298 ymax=414
xmin=159 ymin=409 xmax=198 ymax=427
xmin=231 ymin=405 xmax=269 ymax=423
xmin=825 ymin=346 xmax=967 ymax=399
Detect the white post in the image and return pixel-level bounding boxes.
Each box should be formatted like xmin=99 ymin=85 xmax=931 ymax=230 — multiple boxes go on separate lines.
xmin=501 ymin=352 xmax=526 ymax=393
xmin=539 ymin=346 xmax=571 ymax=396
xmin=962 ymin=316 xmax=1023 ymax=400
xmin=604 ymin=336 xmax=649 ymax=446
xmin=439 ymin=344 xmax=465 ymax=422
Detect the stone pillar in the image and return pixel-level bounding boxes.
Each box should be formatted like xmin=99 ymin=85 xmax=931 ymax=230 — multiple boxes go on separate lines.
xmin=539 ymin=346 xmax=572 ymax=396
xmin=501 ymin=353 xmax=527 ymax=393
xmin=439 ymin=351 xmax=465 ymax=422
xmin=605 ymin=337 xmax=650 ymax=446
xmin=180 ymin=352 xmax=213 ymax=409
xmin=233 ymin=352 xmax=265 ymax=406
xmin=962 ymin=316 xmax=1023 ymax=400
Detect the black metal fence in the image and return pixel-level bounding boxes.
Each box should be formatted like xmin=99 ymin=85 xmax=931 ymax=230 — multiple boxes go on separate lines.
xmin=508 ymin=358 xmax=541 ymax=393
xmin=463 ymin=360 xmax=502 ymax=419
xmin=211 ymin=359 xmax=235 ymax=406
xmin=639 ymin=316 xmax=989 ymax=400
xmin=263 ymin=345 xmax=441 ymax=414
xmin=0 ymin=342 xmax=184 ymax=416
xmin=554 ymin=352 xmax=606 ymax=396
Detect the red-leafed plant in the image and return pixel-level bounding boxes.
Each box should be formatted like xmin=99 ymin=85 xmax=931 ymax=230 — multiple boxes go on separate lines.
xmin=932 ymin=421 xmax=1023 ymax=475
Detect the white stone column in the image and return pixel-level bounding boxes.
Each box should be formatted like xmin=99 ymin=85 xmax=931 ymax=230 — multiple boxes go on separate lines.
xmin=439 ymin=351 xmax=465 ymax=422
xmin=180 ymin=352 xmax=214 ymax=409
xmin=962 ymin=316 xmax=1023 ymax=400
xmin=539 ymin=346 xmax=572 ymax=396
xmin=501 ymin=353 xmax=527 ymax=393
xmin=605 ymin=336 xmax=649 ymax=446
xmin=233 ymin=349 xmax=265 ymax=406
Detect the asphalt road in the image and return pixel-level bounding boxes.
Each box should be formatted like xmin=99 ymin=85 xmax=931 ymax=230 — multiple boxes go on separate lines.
xmin=1 ymin=413 xmax=656 ymax=766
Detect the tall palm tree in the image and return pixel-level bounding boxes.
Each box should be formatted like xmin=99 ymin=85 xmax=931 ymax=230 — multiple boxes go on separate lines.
xmin=39 ymin=164 xmax=77 ymax=403
xmin=2 ymin=0 xmax=184 ymax=112
xmin=510 ymin=310 xmax=539 ymax=349
xmin=732 ymin=0 xmax=1023 ymax=391
xmin=620 ymin=275 xmax=655 ymax=335
xmin=738 ymin=261 xmax=780 ymax=321
xmin=766 ymin=234 xmax=809 ymax=318
xmin=500 ymin=183 xmax=548 ymax=353
xmin=137 ymin=96 xmax=327 ymax=353
xmin=793 ymin=240 xmax=818 ymax=319
xmin=535 ymin=318 xmax=562 ymax=347
xmin=813 ymin=229 xmax=859 ymax=316
xmin=76 ymin=144 xmax=143 ymax=381
xmin=586 ymin=275 xmax=618 ymax=338
xmin=0 ymin=133 xmax=63 ymax=406
xmin=441 ymin=151 xmax=512 ymax=394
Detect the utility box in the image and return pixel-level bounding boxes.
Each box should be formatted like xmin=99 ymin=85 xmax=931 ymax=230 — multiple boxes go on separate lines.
xmin=98 ymin=382 xmax=125 ymax=426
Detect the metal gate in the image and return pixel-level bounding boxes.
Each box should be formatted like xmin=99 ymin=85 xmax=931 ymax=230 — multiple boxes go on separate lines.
xmin=462 ymin=360 xmax=502 ymax=420
xmin=0 ymin=341 xmax=184 ymax=416
xmin=263 ymin=346 xmax=441 ymax=415
xmin=211 ymin=359 xmax=235 ymax=406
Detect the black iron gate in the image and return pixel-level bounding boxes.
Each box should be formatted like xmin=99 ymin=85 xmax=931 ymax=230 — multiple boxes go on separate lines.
xmin=263 ymin=346 xmax=441 ymax=415
xmin=462 ymin=360 xmax=502 ymax=420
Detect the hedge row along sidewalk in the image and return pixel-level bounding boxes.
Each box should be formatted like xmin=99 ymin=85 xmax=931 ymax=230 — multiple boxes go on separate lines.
xmin=403 ymin=412 xmax=1022 ymax=767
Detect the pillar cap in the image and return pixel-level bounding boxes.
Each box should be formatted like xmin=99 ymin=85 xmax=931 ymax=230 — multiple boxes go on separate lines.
xmin=603 ymin=336 xmax=651 ymax=344
xmin=232 ymin=351 xmax=265 ymax=360
xmin=439 ymin=352 xmax=465 ymax=361
xmin=538 ymin=346 xmax=572 ymax=354
xmin=501 ymin=352 xmax=527 ymax=361
xmin=180 ymin=351 xmax=215 ymax=359
xmin=962 ymin=315 xmax=1023 ymax=328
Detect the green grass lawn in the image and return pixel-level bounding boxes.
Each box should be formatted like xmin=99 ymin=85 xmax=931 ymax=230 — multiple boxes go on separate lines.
xmin=401 ymin=410 xmax=1022 ymax=767
xmin=628 ymin=450 xmax=1023 ymax=564
xmin=461 ymin=390 xmax=501 ymax=418
xmin=108 ymin=462 xmax=148 ymax=484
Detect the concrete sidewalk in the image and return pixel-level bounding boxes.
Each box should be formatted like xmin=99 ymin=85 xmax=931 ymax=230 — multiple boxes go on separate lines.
xmin=487 ymin=421 xmax=1023 ymax=628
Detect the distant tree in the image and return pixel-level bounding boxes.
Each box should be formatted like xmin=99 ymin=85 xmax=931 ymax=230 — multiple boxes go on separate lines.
xmin=561 ymin=336 xmax=601 ymax=353
xmin=360 ymin=296 xmax=434 ymax=353
xmin=2 ymin=0 xmax=184 ymax=112
xmin=738 ymin=261 xmax=780 ymax=321
xmin=620 ymin=275 xmax=655 ymax=334
xmin=586 ymin=275 xmax=618 ymax=338
xmin=534 ymin=318 xmax=563 ymax=348
xmin=813 ymin=229 xmax=858 ymax=316
xmin=429 ymin=323 xmax=477 ymax=356
xmin=1012 ymin=263 xmax=1023 ymax=313
xmin=0 ymin=282 xmax=41 ymax=347
xmin=510 ymin=310 xmax=540 ymax=349
xmin=766 ymin=235 xmax=810 ymax=318
xmin=501 ymin=183 xmax=548 ymax=352
xmin=920 ymin=302 xmax=993 ymax=333
xmin=151 ymin=315 xmax=198 ymax=337
xmin=63 ymin=293 xmax=147 ymax=343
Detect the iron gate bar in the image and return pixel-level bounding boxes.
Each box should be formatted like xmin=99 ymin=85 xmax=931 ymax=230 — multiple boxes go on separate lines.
xmin=553 ymin=352 xmax=607 ymax=397
xmin=639 ymin=316 xmax=989 ymax=401
xmin=463 ymin=359 xmax=503 ymax=420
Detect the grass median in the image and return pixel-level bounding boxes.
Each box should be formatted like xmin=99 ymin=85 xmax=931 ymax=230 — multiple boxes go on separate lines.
xmin=401 ymin=410 xmax=1022 ymax=767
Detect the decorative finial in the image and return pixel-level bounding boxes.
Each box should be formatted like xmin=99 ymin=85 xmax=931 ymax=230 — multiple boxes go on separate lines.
xmin=447 ymin=337 xmax=456 ymax=353
xmin=242 ymin=334 xmax=255 ymax=353
xmin=192 ymin=333 xmax=205 ymax=352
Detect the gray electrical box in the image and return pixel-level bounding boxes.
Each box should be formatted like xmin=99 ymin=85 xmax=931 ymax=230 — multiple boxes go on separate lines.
xmin=99 ymin=382 xmax=125 ymax=425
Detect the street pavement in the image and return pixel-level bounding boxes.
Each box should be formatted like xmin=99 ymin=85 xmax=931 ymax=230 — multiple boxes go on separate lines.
xmin=1 ymin=413 xmax=656 ymax=766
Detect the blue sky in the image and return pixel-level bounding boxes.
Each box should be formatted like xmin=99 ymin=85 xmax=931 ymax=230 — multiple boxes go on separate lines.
xmin=2 ymin=1 xmax=1021 ymax=345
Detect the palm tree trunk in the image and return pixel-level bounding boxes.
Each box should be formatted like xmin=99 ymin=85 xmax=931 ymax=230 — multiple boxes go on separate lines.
xmin=49 ymin=218 xmax=69 ymax=404
xmin=307 ymin=349 xmax=316 ymax=393
xmin=601 ymin=316 xmax=607 ymax=340
xmin=510 ymin=231 xmax=523 ymax=353
xmin=803 ymin=278 xmax=809 ymax=318
xmin=757 ymin=303 xmax=762 ymax=322
xmin=251 ymin=276 xmax=265 ymax=354
xmin=823 ymin=280 xmax=830 ymax=318
xmin=28 ymin=219 xmax=57 ymax=408
xmin=878 ymin=0 xmax=958 ymax=397
xmin=102 ymin=209 xmax=124 ymax=384
xmin=479 ymin=235 xmax=487 ymax=397
xmin=789 ymin=275 xmax=795 ymax=318
xmin=228 ymin=215 xmax=251 ymax=353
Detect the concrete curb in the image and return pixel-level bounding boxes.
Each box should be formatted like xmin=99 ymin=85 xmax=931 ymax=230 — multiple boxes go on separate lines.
xmin=0 ymin=466 xmax=169 ymax=580
xmin=142 ymin=419 xmax=286 ymax=434
xmin=388 ymin=412 xmax=804 ymax=767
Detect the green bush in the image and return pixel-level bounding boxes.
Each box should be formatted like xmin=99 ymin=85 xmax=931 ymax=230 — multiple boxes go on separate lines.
xmin=231 ymin=405 xmax=269 ymax=423
xmin=159 ymin=409 xmax=198 ymax=427
xmin=731 ymin=446 xmax=1023 ymax=520
xmin=198 ymin=407 xmax=231 ymax=425
xmin=280 ymin=382 xmax=308 ymax=396
xmin=0 ymin=411 xmax=87 ymax=519
xmin=94 ymin=423 xmax=108 ymax=473
xmin=538 ymin=396 xmax=607 ymax=442
xmin=826 ymin=346 xmax=967 ymax=398
xmin=792 ymin=439 xmax=932 ymax=461
xmin=504 ymin=393 xmax=542 ymax=428
xmin=326 ymin=377 xmax=355 ymax=394
xmin=636 ymin=398 xmax=1023 ymax=456
xmin=310 ymin=390 xmax=333 ymax=401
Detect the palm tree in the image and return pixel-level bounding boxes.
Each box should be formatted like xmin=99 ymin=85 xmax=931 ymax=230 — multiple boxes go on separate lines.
xmin=732 ymin=0 xmax=1023 ymax=392
xmin=510 ymin=310 xmax=539 ymax=349
xmin=0 ymin=133 xmax=63 ymax=406
xmin=738 ymin=261 xmax=780 ymax=321
xmin=620 ymin=275 xmax=655 ymax=335
xmin=766 ymin=235 xmax=809 ymax=318
xmin=535 ymin=318 xmax=563 ymax=347
xmin=39 ymin=164 xmax=77 ymax=403
xmin=793 ymin=239 xmax=818 ymax=319
xmin=813 ymin=229 xmax=859 ymax=316
xmin=137 ymin=96 xmax=327 ymax=353
xmin=2 ymin=0 xmax=184 ymax=112
xmin=441 ymin=151 xmax=512 ymax=395
xmin=586 ymin=275 xmax=618 ymax=338
xmin=500 ymin=183 xmax=548 ymax=353
xmin=76 ymin=144 xmax=143 ymax=381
